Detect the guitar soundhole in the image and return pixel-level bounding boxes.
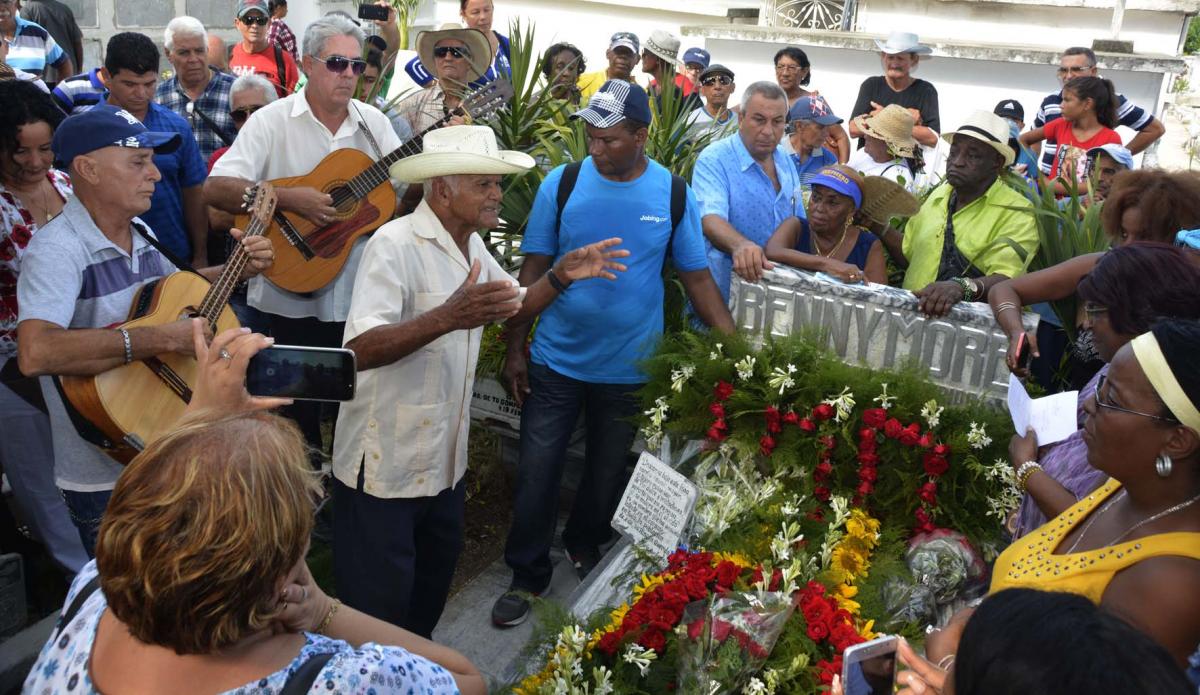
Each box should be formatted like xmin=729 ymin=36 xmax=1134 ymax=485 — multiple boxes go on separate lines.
xmin=329 ymin=185 xmax=356 ymax=214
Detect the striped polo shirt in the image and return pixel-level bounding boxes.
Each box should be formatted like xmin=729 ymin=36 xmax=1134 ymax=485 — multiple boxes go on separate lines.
xmin=51 ymin=67 xmax=106 ymax=114
xmin=4 ymin=16 xmax=66 ymax=78
xmin=16 ymin=196 xmax=177 ymax=491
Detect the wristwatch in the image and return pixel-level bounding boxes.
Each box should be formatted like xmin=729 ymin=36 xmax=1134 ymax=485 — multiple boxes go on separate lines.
xmin=953 ymin=277 xmax=982 ymax=302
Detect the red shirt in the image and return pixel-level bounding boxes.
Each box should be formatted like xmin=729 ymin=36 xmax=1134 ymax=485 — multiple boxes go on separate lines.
xmin=1044 ymin=118 xmax=1121 ymax=183
xmin=230 ymin=43 xmax=299 ymax=98
xmin=649 ymin=73 xmax=698 ymax=97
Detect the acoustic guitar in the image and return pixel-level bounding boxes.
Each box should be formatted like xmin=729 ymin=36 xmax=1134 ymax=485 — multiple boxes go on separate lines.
xmin=238 ymin=79 xmax=514 ymax=294
xmin=59 ymin=184 xmax=278 ymax=464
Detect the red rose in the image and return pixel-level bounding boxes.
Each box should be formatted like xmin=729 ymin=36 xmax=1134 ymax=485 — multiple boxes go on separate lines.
xmin=883 ymin=418 xmax=903 ymax=439
xmin=712 ymin=618 xmax=733 ymax=643
xmin=713 ymin=380 xmax=734 ymax=401
xmin=862 ymin=408 xmax=888 ymax=428
xmin=915 ymin=507 xmax=935 ymax=532
xmin=918 ymin=432 xmax=936 ymax=449
xmin=706 ymin=427 xmax=727 ymax=441
xmin=819 ymin=435 xmax=836 ymax=450
xmin=660 ymin=583 xmax=690 ymax=612
xmin=683 ymin=575 xmax=709 ymax=600
xmin=812 ymin=403 xmax=835 ymax=421
xmin=806 ymin=508 xmax=825 ymax=522
xmin=668 ymin=549 xmax=689 ymax=568
xmin=814 ymin=485 xmax=831 ymax=501
xmin=649 ymin=606 xmax=678 ymax=631
xmin=806 ymin=619 xmax=831 ymax=641
xmin=711 ymin=418 xmax=728 ymax=432
xmin=597 ymin=630 xmax=623 ymax=655
xmin=715 ymin=560 xmax=741 ymax=589
xmin=814 ymin=460 xmax=833 ymax=478
xmin=759 ymin=434 xmax=776 ymax=456
xmin=857 ymin=427 xmax=876 ymax=441
xmin=856 ymin=480 xmax=873 ymax=496
xmin=783 ymin=410 xmax=800 ymax=425
xmin=686 ymin=617 xmax=705 ymax=641
xmin=933 ymin=443 xmax=951 ymax=457
xmin=919 ymin=481 xmax=938 ymax=504
xmin=798 ymin=417 xmax=816 ymax=432
xmin=769 ymin=567 xmax=783 ymax=592
xmin=638 ymin=628 xmax=667 ymax=653
xmin=856 ymin=452 xmax=879 ymax=466
xmin=898 ymin=423 xmax=922 ymax=446
xmin=922 ymin=453 xmax=949 ymax=477
xmin=709 ymin=402 xmax=726 ymax=418
xmin=857 ymin=466 xmax=877 ymax=483
xmin=765 ymin=406 xmax=782 ymax=433
xmin=831 ymin=622 xmax=864 ymax=652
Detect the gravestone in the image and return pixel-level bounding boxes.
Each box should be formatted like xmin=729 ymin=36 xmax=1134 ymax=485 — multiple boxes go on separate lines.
xmin=731 ymin=268 xmax=1039 ymax=404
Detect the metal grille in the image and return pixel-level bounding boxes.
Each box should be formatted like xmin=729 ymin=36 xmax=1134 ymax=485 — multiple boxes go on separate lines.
xmin=762 ymin=0 xmax=857 ymax=31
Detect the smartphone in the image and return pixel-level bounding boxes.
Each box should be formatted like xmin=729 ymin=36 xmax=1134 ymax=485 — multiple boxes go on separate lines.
xmin=1015 ymin=332 xmax=1034 ymax=371
xmin=841 ymin=635 xmax=898 ymax=695
xmin=246 ymin=346 xmax=357 ymax=402
xmin=357 ymin=3 xmax=390 ymax=21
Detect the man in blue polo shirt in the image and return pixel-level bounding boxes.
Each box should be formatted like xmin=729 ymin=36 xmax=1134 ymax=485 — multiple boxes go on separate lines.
xmin=100 ymin=32 xmax=209 ymax=267
xmin=0 ymin=1 xmax=71 ymax=79
xmin=693 ymin=80 xmax=804 ymax=303
xmin=493 ymin=80 xmax=734 ymax=627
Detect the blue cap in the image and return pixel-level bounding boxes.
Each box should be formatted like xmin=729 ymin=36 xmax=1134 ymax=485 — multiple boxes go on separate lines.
xmin=53 ymin=105 xmax=181 ymax=169
xmin=404 ymin=54 xmax=434 ymax=87
xmin=787 ymin=95 xmax=842 ymax=126
xmin=682 ymin=47 xmax=710 ymax=69
xmin=572 ymin=80 xmax=652 ymax=128
xmin=1086 ymin=143 xmax=1135 ymax=171
xmin=809 ymin=166 xmax=862 ymax=208
xmin=1176 ymin=229 xmax=1200 ymax=251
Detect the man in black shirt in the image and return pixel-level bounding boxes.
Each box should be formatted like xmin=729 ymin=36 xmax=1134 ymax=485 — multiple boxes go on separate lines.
xmin=850 ymin=31 xmax=939 ymax=148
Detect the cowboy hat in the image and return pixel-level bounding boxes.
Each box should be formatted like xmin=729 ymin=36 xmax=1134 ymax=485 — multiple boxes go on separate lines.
xmin=874 ymin=31 xmax=932 ymax=56
xmin=389 ymin=125 xmax=534 ymax=183
xmin=416 ymin=24 xmax=493 ymax=82
xmin=860 ymin=176 xmax=920 ymax=224
xmin=852 ymin=104 xmax=918 ymax=158
xmin=943 ymin=110 xmax=1016 ymax=167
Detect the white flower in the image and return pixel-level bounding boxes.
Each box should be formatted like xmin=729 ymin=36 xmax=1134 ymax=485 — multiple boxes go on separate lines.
xmin=767 ymin=363 xmax=797 ymax=395
xmin=921 ymin=399 xmax=944 ymax=429
xmin=744 ymin=677 xmax=768 ymax=695
xmin=621 ymin=645 xmax=658 ymax=676
xmin=640 ymin=396 xmax=670 ymax=451
xmin=967 ymin=422 xmax=992 ymax=450
xmin=592 ymin=666 xmax=614 ymax=695
xmin=670 ymin=363 xmax=695 ymax=392
xmin=874 ymin=382 xmax=896 ymax=409
xmin=735 ymin=355 xmax=757 ymax=381
xmin=709 ymin=342 xmax=725 ymax=360
xmin=822 ymin=387 xmax=856 ymax=422
xmin=709 ymin=682 xmax=722 ymax=695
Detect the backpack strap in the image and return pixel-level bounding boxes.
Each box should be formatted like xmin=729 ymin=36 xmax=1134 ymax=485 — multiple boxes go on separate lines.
xmin=279 ymin=651 xmax=337 ymax=695
xmin=53 ymin=575 xmax=101 ymax=640
xmin=664 ymin=173 xmax=686 ymax=269
xmin=554 ymin=161 xmax=583 ymax=237
xmin=273 ymin=43 xmax=288 ymax=97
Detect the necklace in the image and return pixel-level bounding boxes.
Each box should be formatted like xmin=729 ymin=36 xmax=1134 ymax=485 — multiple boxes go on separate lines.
xmin=1066 ymin=489 xmax=1200 ymax=553
xmin=14 ymin=177 xmax=54 ymax=224
xmin=812 ymin=225 xmax=848 ymax=258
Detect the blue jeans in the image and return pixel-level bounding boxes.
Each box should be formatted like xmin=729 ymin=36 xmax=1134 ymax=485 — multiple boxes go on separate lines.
xmin=60 ymin=489 xmax=113 ymax=559
xmin=503 ymin=362 xmax=642 ymax=592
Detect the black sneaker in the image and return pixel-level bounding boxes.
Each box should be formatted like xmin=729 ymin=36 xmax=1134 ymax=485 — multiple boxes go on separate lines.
xmin=492 ymin=589 xmax=535 ymax=627
xmin=566 ymin=546 xmax=601 ymax=581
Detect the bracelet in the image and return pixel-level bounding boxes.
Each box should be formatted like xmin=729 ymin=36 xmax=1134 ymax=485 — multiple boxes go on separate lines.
xmin=936 ymin=654 xmax=956 ymax=670
xmin=952 ymin=277 xmax=976 ymax=302
xmin=117 ymin=328 xmax=133 ymax=364
xmin=546 ymin=268 xmax=569 ymax=293
xmin=1016 ymin=461 xmax=1043 ymax=492
xmin=314 ymin=598 xmax=340 ymax=635
xmin=996 ymin=301 xmax=1019 ymax=314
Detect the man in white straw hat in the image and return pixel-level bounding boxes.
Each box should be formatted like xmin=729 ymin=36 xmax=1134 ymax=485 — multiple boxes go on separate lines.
xmin=331 ymin=124 xmax=630 ymax=636
xmin=878 ymin=110 xmax=1039 ymax=318
xmin=850 ymin=30 xmax=940 ymax=149
xmin=394 ymin=23 xmax=493 ymax=136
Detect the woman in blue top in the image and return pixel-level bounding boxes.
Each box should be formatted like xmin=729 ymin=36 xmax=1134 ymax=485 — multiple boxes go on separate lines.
xmin=24 ymin=323 xmax=485 ymax=695
xmin=766 ymin=164 xmax=916 ymax=285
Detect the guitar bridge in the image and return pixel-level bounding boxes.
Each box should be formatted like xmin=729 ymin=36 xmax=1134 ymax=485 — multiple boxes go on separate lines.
xmin=273 ymin=211 xmax=317 ymax=260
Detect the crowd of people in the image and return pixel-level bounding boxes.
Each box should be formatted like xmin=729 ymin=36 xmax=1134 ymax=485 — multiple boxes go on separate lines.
xmin=1 ymin=0 xmax=1199 ymax=692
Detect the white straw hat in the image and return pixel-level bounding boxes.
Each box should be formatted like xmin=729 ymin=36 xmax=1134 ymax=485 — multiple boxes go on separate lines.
xmin=943 ymin=110 xmax=1016 ymax=167
xmin=874 ymin=31 xmax=932 ymax=56
xmin=852 ymin=104 xmax=918 ymax=158
xmin=389 ymin=125 xmax=534 ymax=183
xmin=416 ymin=24 xmax=493 ymax=82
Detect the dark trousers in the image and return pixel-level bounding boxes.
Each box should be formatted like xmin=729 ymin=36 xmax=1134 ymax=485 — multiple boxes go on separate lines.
xmin=60 ymin=489 xmax=113 ymax=559
xmin=268 ymin=314 xmax=345 ymax=462
xmin=332 ymin=463 xmax=466 ymax=638
xmin=503 ymin=362 xmax=642 ymax=593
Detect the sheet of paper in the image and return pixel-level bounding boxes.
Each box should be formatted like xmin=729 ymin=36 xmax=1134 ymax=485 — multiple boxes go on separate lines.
xmin=611 ymin=452 xmax=699 ymax=559
xmin=1007 ymin=373 xmax=1080 ymax=446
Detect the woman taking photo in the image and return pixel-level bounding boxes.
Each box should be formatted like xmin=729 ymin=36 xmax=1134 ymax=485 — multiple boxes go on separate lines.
xmin=766 ymin=164 xmax=917 ymax=285
xmin=0 ymin=79 xmax=86 ymax=574
xmin=24 ymin=323 xmax=487 ymax=695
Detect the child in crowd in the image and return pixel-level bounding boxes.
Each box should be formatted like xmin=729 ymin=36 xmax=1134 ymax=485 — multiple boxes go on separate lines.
xmin=847 ymin=104 xmax=924 ymax=192
xmin=1020 ymin=76 xmax=1121 ymax=189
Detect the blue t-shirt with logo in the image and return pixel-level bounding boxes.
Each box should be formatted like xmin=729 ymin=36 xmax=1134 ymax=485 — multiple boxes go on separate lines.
xmin=522 ymin=157 xmax=708 ymax=384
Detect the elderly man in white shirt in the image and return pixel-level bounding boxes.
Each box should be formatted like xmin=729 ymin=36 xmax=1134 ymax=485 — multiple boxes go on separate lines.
xmin=331 ymin=125 xmax=629 ymax=636
xmin=204 ymin=14 xmax=401 ymax=458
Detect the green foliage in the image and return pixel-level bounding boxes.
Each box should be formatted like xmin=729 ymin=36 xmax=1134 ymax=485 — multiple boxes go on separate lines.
xmin=1186 ymin=16 xmax=1200 ymax=55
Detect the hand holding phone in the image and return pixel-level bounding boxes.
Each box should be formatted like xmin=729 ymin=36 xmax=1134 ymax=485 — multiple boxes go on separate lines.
xmin=247 ymin=345 xmax=357 ymax=402
xmin=1016 ymin=332 xmax=1033 ymax=370
xmin=841 ymin=635 xmax=898 ymax=695
xmin=357 ymin=3 xmax=390 ymax=21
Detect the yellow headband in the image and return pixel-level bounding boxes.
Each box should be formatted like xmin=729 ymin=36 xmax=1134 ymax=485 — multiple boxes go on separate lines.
xmin=1131 ymin=332 xmax=1200 ymax=434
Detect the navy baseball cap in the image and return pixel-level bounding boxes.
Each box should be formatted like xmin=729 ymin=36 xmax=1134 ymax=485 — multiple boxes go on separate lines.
xmin=573 ymin=80 xmax=652 ymax=128
xmin=608 ymin=32 xmax=639 ymax=54
xmin=237 ymin=0 xmax=270 ymax=18
xmin=788 ymin=95 xmax=842 ymax=126
xmin=993 ymin=99 xmax=1024 ymax=122
xmin=683 ymin=47 xmax=710 ymax=69
xmin=53 ymin=105 xmax=182 ymax=169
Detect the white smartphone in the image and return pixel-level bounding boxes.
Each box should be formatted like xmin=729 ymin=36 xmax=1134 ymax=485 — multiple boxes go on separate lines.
xmin=841 ymin=635 xmax=898 ymax=695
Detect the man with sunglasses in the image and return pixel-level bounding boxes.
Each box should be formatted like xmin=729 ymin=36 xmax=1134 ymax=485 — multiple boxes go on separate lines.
xmin=156 ymin=16 xmax=236 ymax=162
xmin=229 ymin=0 xmax=298 ymax=99
xmin=206 ymin=14 xmax=402 ymax=459
xmin=394 ymin=24 xmax=491 ymax=137
xmin=1032 ymin=46 xmax=1164 ymax=176
xmin=685 ymin=63 xmax=738 ymax=142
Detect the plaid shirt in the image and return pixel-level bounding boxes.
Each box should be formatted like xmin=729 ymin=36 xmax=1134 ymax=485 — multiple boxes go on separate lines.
xmin=269 ymin=19 xmax=299 ymax=61
xmin=154 ymin=69 xmax=237 ymax=162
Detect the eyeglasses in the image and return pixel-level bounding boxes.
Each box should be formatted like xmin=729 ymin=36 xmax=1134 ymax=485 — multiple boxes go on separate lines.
xmin=320 ymin=55 xmax=367 ymax=75
xmin=433 ymin=46 xmax=471 ymax=60
xmin=775 ymin=63 xmax=803 ymax=73
xmin=238 ymin=13 xmax=269 ymax=26
xmin=1083 ymin=304 xmax=1108 ymax=321
xmin=701 ymin=75 xmax=733 ymax=87
xmin=1056 ymin=65 xmax=1093 ymax=75
xmin=1093 ymin=375 xmax=1179 ymax=424
xmin=230 ymin=104 xmax=264 ymax=125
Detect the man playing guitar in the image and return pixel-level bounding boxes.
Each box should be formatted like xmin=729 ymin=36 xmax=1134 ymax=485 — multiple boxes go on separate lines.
xmin=16 ymin=105 xmax=274 ymax=556
xmin=205 ymin=14 xmax=403 ymax=459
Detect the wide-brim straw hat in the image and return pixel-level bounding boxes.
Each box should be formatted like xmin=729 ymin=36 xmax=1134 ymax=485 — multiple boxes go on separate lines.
xmin=874 ymin=31 xmax=932 ymax=56
xmin=416 ymin=24 xmax=493 ymax=83
xmin=852 ymin=104 xmax=918 ymax=158
xmin=644 ymin=29 xmax=683 ymax=67
xmin=389 ymin=125 xmax=534 ymax=183
xmin=860 ymin=176 xmax=920 ymax=224
xmin=943 ymin=110 xmax=1016 ymax=167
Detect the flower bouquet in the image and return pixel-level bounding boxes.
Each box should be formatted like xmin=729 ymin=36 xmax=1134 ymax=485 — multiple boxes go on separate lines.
xmin=677 ymin=592 xmax=795 ymax=694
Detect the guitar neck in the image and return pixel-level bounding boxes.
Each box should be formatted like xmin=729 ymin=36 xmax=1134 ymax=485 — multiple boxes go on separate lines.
xmin=195 ymin=216 xmax=266 ymax=324
xmin=345 ymin=106 xmax=469 ymax=197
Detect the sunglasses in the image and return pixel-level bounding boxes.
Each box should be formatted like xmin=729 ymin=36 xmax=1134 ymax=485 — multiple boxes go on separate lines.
xmin=238 ymin=13 xmax=269 ymax=26
xmin=701 ymin=75 xmax=732 ymax=87
xmin=321 ymin=55 xmax=367 ymax=75
xmin=230 ymin=104 xmax=264 ymax=125
xmin=434 ymin=46 xmax=471 ymax=60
